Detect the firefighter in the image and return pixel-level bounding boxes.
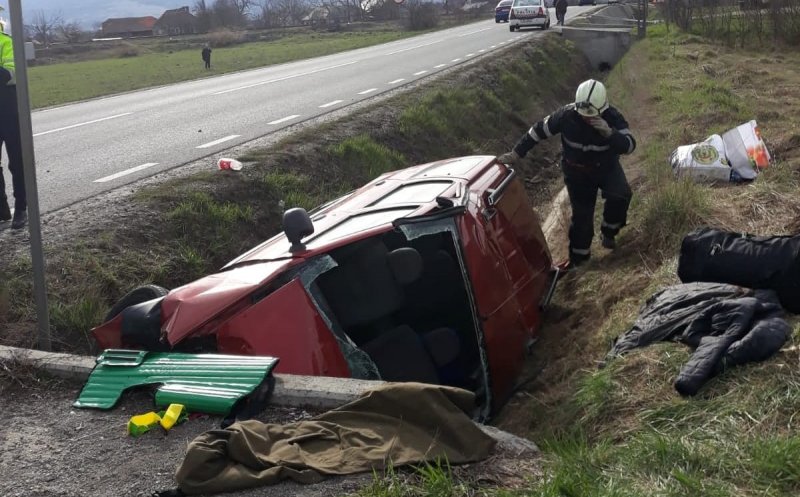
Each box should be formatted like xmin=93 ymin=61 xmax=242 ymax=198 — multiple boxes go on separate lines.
xmin=498 ymin=79 xmax=636 ymax=268
xmin=0 ymin=20 xmax=26 ymax=230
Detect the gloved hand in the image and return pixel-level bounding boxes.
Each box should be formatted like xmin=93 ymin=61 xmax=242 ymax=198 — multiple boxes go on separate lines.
xmin=498 ymin=150 xmax=520 ymax=165
xmin=586 ymin=116 xmax=613 ymax=138
xmin=0 ymin=68 xmax=11 ymax=86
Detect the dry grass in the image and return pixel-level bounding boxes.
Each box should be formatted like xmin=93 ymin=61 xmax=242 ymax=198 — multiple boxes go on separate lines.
xmin=493 ymin=23 xmax=800 ymax=497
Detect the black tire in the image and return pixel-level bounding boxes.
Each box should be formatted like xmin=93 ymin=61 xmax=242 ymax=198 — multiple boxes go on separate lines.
xmin=509 ymin=25 xmax=515 ymax=31
xmin=104 ymin=284 xmax=169 ymax=322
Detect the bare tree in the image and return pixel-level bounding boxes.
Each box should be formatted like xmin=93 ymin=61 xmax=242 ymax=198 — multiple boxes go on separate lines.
xmin=276 ymin=0 xmax=310 ymax=25
xmin=194 ymin=0 xmax=213 ymax=32
xmin=255 ymin=0 xmax=278 ymax=27
xmin=57 ymin=21 xmax=84 ymax=43
xmin=28 ymin=10 xmax=63 ymax=46
xmin=232 ymin=0 xmax=255 ymax=16
xmin=212 ymin=0 xmax=249 ymax=27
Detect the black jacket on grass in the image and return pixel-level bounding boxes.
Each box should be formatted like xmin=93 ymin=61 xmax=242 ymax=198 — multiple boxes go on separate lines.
xmin=605 ymin=282 xmax=790 ymax=396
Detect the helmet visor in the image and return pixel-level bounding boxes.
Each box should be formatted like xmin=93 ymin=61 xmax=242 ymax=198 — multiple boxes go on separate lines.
xmin=575 ymin=100 xmax=599 ymax=117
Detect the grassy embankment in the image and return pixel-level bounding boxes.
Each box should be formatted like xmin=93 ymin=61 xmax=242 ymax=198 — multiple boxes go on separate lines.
xmin=356 ymin=22 xmax=800 ymax=497
xmin=28 ymin=26 xmax=445 ymax=109
xmin=0 ymin=36 xmax=588 ymax=355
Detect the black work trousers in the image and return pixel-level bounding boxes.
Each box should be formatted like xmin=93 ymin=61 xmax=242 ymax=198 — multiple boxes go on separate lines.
xmin=562 ymin=159 xmax=632 ymax=262
xmin=0 ymin=85 xmax=25 ymax=211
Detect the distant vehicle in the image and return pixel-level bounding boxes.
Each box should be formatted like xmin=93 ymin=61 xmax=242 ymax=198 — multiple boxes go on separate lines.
xmin=93 ymin=156 xmax=560 ymax=419
xmin=495 ymin=0 xmax=513 ymax=22
xmin=578 ymin=0 xmax=597 ymax=5
xmin=509 ymin=0 xmax=551 ymax=31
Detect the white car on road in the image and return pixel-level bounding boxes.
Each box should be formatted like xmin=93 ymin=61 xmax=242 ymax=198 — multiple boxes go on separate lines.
xmin=509 ymin=0 xmax=551 ymax=31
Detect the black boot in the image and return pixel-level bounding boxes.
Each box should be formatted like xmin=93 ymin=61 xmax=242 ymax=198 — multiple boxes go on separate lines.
xmin=0 ymin=198 xmax=10 ymax=222
xmin=11 ymin=208 xmax=27 ymax=229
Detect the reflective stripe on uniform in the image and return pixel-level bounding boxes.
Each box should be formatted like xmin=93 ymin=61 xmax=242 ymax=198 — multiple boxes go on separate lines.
xmin=542 ymin=116 xmax=553 ymax=137
xmin=527 ymin=126 xmax=541 ymax=142
xmin=571 ymin=247 xmax=591 ymax=255
xmin=563 ymin=137 xmax=610 ymax=152
xmin=601 ymin=221 xmax=622 ymax=230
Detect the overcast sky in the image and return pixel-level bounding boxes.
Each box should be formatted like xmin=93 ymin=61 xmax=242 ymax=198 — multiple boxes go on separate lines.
xmin=0 ymin=0 xmax=190 ymax=28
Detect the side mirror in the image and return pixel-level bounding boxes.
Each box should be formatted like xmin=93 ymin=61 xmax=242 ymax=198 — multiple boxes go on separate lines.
xmin=283 ymin=208 xmax=314 ymax=253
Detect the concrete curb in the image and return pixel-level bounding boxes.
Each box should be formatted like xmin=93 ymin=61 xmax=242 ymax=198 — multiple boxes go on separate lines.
xmin=0 ymin=344 xmax=383 ymax=410
xmin=0 ymin=344 xmax=540 ymax=452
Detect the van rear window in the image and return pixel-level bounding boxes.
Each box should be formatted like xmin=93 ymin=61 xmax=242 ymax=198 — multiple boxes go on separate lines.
xmin=514 ymin=0 xmax=541 ymax=5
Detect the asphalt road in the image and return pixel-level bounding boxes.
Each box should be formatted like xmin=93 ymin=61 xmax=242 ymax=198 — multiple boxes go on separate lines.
xmin=4 ymin=10 xmax=591 ymax=214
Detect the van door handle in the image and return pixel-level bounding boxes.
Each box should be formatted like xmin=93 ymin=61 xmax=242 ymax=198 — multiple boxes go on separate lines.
xmin=487 ymin=168 xmax=517 ymax=207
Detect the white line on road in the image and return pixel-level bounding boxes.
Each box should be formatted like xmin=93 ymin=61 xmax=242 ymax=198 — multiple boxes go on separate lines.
xmin=451 ymin=58 xmax=461 ymax=62
xmin=94 ymin=163 xmax=159 ymax=183
xmin=33 ymin=113 xmax=133 ymax=137
xmin=213 ymin=61 xmax=358 ymax=95
xmin=385 ymin=39 xmax=442 ymax=55
xmin=196 ymin=135 xmax=241 ymax=149
xmin=434 ymin=64 xmax=447 ymax=68
xmin=458 ymin=27 xmax=492 ymax=36
xmin=499 ymin=41 xmax=506 ymax=45
xmin=388 ymin=78 xmax=405 ymax=84
xmin=478 ymin=49 xmax=486 ymax=53
xmin=358 ymin=88 xmax=378 ymax=95
xmin=413 ymin=70 xmax=428 ymax=76
xmin=319 ymin=100 xmax=343 ymax=108
xmin=268 ymin=115 xmax=301 ymax=125
xmin=466 ymin=53 xmax=475 ymax=57
xmin=490 ymin=45 xmax=497 ymax=48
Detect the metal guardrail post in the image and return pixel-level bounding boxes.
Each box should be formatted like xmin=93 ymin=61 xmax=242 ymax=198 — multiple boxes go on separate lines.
xmin=8 ymin=0 xmax=52 ymax=351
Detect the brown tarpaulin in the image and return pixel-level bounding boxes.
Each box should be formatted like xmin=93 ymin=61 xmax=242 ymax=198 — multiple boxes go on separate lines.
xmin=175 ymin=382 xmax=497 ymax=495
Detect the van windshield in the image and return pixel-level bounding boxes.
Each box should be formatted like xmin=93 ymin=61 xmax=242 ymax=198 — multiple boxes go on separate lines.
xmin=514 ymin=0 xmax=541 ymax=5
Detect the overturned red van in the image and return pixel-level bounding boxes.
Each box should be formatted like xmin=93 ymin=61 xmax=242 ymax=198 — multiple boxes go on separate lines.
xmin=93 ymin=155 xmax=558 ymax=417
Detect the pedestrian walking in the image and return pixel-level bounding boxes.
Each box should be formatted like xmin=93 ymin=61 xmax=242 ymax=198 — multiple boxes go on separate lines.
xmin=498 ymin=79 xmax=636 ymax=269
xmin=0 ymin=20 xmax=26 ymax=230
xmin=555 ymin=0 xmax=568 ymax=25
xmin=202 ymin=43 xmax=212 ymax=70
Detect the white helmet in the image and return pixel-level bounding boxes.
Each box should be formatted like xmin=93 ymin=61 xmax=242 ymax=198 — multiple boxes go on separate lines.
xmin=575 ymin=79 xmax=609 ymax=117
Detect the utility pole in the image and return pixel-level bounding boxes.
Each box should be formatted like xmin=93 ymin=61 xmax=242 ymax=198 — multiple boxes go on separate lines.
xmin=637 ymin=0 xmax=648 ymax=38
xmin=8 ymin=0 xmax=52 ymax=351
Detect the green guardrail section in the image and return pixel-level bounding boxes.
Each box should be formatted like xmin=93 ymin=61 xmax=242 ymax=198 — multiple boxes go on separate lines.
xmin=73 ymin=349 xmax=279 ymax=415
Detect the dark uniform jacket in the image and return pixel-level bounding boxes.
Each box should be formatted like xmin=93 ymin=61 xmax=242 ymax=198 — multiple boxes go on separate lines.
xmin=513 ymin=104 xmax=636 ymax=167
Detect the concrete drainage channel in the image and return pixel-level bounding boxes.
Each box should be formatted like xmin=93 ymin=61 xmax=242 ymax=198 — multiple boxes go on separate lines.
xmin=562 ymin=3 xmax=639 ymax=70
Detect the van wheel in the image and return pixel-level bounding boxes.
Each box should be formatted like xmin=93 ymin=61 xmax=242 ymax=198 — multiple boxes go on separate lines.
xmin=104 ymin=284 xmax=169 ymax=322
xmin=509 ymin=25 xmax=515 ymax=31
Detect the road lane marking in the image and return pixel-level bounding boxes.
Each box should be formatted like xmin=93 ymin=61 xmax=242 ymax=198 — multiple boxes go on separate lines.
xmin=94 ymin=163 xmax=158 ymax=183
xmin=385 ymin=39 xmax=442 ymax=55
xmin=466 ymin=53 xmax=475 ymax=57
xmin=358 ymin=88 xmax=378 ymax=94
xmin=490 ymin=45 xmax=497 ymax=48
xmin=388 ymin=78 xmax=405 ymax=84
xmin=213 ymin=61 xmax=358 ymax=95
xmin=268 ymin=115 xmax=301 ymax=125
xmin=196 ymin=134 xmax=241 ymax=149
xmin=451 ymin=58 xmax=461 ymax=62
xmin=413 ymin=70 xmax=428 ymax=76
xmin=478 ymin=49 xmax=486 ymax=53
xmin=434 ymin=64 xmax=447 ymax=68
xmin=33 ymin=113 xmax=133 ymax=137
xmin=458 ymin=27 xmax=492 ymax=36
xmin=319 ymin=100 xmax=343 ymax=108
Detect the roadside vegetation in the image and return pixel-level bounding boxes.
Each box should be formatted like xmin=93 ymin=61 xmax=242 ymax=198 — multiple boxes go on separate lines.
xmin=4 ymin=7 xmax=800 ymax=496
xmin=30 ymin=30 xmax=419 ymax=109
xmin=27 ymin=9 xmax=484 ymax=109
xmin=0 ymin=35 xmax=586 ymax=354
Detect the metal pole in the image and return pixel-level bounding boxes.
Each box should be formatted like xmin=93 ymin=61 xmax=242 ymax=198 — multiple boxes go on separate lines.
xmin=8 ymin=0 xmax=51 ymax=351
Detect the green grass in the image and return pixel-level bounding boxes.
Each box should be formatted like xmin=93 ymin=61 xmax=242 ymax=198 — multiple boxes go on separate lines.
xmin=329 ymin=135 xmax=408 ymax=179
xmin=29 ymin=31 xmax=419 ymax=109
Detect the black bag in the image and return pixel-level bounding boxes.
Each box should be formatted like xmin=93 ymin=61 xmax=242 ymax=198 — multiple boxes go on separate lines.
xmin=678 ymin=227 xmax=800 ymax=313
